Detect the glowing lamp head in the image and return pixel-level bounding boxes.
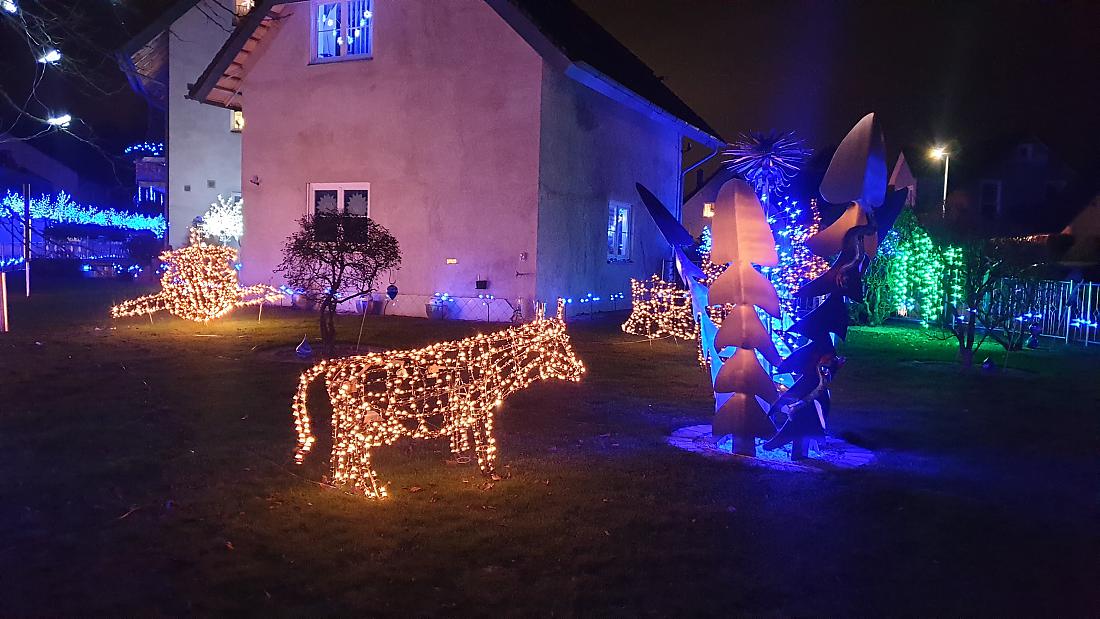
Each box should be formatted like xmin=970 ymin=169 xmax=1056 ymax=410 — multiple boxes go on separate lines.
xmin=46 ymin=114 xmax=71 ymax=128
xmin=1 ymin=0 xmax=16 ymax=13
xmin=38 ymin=49 xmax=61 ymax=64
xmin=929 ymin=146 xmax=948 ymax=160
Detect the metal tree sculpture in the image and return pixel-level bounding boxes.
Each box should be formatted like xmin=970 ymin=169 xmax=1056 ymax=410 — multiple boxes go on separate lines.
xmin=768 ymin=113 xmax=907 ymax=457
xmin=684 ymin=180 xmax=778 ymax=454
xmin=637 ymin=112 xmax=909 ymax=462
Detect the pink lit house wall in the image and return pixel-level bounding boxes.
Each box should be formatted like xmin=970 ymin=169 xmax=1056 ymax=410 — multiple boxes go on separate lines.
xmin=190 ymin=0 xmax=719 ymax=319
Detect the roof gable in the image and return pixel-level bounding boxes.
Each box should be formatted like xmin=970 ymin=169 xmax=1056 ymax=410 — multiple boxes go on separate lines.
xmin=185 ymin=0 xmax=721 ymax=143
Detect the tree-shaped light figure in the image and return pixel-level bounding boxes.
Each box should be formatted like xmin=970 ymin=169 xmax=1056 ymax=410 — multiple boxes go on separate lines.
xmin=198 ymin=195 xmax=244 ymax=245
xmin=112 ymin=230 xmax=282 ymax=322
xmin=723 ymin=131 xmax=812 ymax=210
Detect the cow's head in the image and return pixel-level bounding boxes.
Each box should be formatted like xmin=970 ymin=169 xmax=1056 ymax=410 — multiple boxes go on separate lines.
xmin=536 ymin=299 xmax=586 ymax=383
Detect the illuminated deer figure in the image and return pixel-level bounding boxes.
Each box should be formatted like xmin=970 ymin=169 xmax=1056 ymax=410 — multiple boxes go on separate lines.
xmin=292 ymin=299 xmax=585 ymax=499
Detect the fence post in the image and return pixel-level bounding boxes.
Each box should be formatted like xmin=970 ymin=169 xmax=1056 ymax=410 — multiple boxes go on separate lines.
xmin=22 ymin=183 xmax=30 ymax=298
xmin=1 ymin=271 xmax=8 ymax=332
xmin=1087 ymin=283 xmax=1094 ymax=347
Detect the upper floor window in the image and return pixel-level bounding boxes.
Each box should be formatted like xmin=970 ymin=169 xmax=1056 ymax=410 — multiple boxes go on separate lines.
xmin=979 ymin=180 xmax=1001 ymax=219
xmin=233 ymin=0 xmax=254 ymax=24
xmin=607 ymin=201 xmax=632 ymax=261
xmin=230 ymin=110 xmax=245 ymax=133
xmin=312 ymin=0 xmax=373 ymax=63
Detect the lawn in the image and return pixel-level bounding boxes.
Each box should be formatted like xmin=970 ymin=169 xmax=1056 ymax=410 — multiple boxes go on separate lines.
xmin=1 ymin=278 xmax=1097 ymax=616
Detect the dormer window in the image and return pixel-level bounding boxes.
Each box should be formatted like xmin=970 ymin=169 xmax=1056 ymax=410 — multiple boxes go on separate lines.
xmin=312 ymin=0 xmax=373 ymax=63
xmin=233 ymin=0 xmax=254 ymax=24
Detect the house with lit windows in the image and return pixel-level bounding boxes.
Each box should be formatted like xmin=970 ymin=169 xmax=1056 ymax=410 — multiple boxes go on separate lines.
xmin=117 ymin=0 xmax=257 ymax=249
xmin=180 ymin=0 xmax=721 ymax=319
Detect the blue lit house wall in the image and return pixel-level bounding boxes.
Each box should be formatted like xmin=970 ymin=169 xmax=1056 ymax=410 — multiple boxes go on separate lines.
xmin=534 ymin=66 xmax=681 ymax=304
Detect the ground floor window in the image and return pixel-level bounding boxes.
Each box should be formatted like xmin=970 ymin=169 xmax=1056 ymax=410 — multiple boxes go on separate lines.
xmin=607 ymin=200 xmax=632 ymax=261
xmin=308 ymin=182 xmax=370 ymax=240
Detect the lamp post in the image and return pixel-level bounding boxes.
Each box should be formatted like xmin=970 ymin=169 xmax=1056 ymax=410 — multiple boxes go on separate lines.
xmin=929 ymin=146 xmax=950 ymax=217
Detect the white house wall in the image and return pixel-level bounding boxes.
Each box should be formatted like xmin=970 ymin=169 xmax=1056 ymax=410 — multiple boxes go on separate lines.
xmin=236 ymin=0 xmax=544 ymax=318
xmin=534 ymin=66 xmax=680 ymax=306
xmin=167 ymin=2 xmax=242 ymax=249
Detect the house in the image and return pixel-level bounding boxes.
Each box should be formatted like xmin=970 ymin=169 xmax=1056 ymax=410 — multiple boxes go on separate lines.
xmin=0 ymin=139 xmax=80 ymax=195
xmin=117 ymin=0 xmax=255 ymax=249
xmin=917 ymin=135 xmax=1077 ymax=236
xmin=176 ymin=0 xmax=720 ymax=319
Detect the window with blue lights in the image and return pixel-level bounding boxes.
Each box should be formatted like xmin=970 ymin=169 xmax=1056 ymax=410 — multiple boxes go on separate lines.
xmin=312 ymin=0 xmax=373 ymax=63
xmin=607 ymin=201 xmax=632 ymax=261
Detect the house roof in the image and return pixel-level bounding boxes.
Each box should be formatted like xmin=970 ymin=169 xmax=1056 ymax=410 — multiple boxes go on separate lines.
xmin=185 ymin=0 xmax=722 ymax=144
xmin=115 ymin=0 xmax=206 ymax=111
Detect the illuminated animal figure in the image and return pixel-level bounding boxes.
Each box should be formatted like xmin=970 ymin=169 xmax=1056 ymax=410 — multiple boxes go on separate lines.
xmin=292 ymin=299 xmax=585 ymax=499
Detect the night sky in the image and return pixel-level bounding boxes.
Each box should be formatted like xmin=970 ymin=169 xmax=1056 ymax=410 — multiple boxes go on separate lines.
xmin=2 ymin=0 xmax=1098 ymax=188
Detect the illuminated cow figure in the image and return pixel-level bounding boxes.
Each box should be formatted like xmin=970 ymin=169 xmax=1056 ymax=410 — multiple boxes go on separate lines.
xmin=292 ymin=299 xmax=585 ymax=499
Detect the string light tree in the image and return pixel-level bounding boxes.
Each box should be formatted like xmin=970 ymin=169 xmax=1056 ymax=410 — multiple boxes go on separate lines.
xmin=197 ymin=195 xmax=244 ymax=247
xmin=111 ymin=227 xmax=283 ymax=322
xmin=292 ymin=299 xmax=586 ymax=499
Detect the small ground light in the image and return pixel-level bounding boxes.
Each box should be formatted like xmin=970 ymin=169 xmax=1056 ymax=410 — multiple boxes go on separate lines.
xmin=46 ymin=114 xmax=71 ymax=127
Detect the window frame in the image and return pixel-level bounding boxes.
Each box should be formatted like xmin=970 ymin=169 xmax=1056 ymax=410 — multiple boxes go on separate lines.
xmin=607 ymin=200 xmax=633 ymax=262
xmin=230 ymin=110 xmax=244 ymax=133
xmin=307 ymin=182 xmax=371 ymax=218
xmin=309 ymin=0 xmax=375 ymax=65
xmin=979 ymin=179 xmax=1002 ymax=219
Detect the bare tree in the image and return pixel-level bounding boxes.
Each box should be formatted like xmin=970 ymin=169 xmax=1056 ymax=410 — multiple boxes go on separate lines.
xmin=276 ymin=214 xmax=401 ymax=358
xmin=944 ymin=238 xmax=1042 ymax=366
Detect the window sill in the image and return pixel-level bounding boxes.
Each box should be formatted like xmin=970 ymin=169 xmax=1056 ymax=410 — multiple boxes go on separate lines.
xmin=309 ymin=54 xmax=373 ymax=66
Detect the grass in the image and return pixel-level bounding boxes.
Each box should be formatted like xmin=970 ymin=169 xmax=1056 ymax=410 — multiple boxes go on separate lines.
xmin=1 ymin=278 xmax=1097 ymax=616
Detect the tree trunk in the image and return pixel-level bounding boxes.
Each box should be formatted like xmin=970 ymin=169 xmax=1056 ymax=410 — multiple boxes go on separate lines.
xmin=320 ymin=299 xmax=338 ymax=358
xmin=958 ymin=313 xmax=978 ymax=367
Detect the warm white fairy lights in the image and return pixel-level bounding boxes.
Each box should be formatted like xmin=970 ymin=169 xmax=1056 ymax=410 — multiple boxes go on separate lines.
xmin=292 ymin=299 xmax=586 ymax=499
xmin=621 ymin=275 xmax=695 ymax=340
xmin=111 ymin=230 xmax=282 ymax=322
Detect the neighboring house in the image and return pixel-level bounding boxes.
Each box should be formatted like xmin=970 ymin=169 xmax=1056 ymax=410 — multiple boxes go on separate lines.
xmin=1056 ymin=193 xmax=1100 ymax=269
xmin=921 ymin=135 xmax=1077 ymax=236
xmin=181 ymin=0 xmax=721 ymax=318
xmin=117 ymin=0 xmax=254 ymax=249
xmin=681 ymin=166 xmax=737 ymax=240
xmin=0 ymin=139 xmax=80 ymax=195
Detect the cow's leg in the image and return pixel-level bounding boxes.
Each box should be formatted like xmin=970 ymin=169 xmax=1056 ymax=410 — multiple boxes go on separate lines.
xmin=356 ymin=440 xmax=387 ymax=499
xmin=472 ymin=409 xmax=498 ymax=477
xmin=449 ymin=426 xmax=470 ymax=455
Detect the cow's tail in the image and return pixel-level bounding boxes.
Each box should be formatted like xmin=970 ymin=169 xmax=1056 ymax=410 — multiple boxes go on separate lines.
xmin=292 ymin=361 xmax=328 ymax=464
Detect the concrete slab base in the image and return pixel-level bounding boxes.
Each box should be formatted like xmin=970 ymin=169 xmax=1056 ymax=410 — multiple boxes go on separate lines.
xmin=667 ymin=424 xmax=875 ymax=472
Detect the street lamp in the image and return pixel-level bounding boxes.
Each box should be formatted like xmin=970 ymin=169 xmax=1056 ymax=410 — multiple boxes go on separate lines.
xmin=929 ymin=146 xmax=950 ymax=217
